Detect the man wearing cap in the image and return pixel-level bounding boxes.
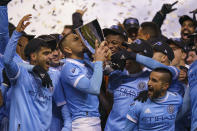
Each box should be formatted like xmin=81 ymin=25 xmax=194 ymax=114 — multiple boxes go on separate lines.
xmin=178 ymin=15 xmax=196 ymax=48
xmin=103 ymin=25 xmax=128 ymax=55
xmin=167 ymin=39 xmax=189 ymax=88
xmin=167 ymin=39 xmax=188 ymax=68
xmin=123 ymin=17 xmax=139 ymax=43
xmin=111 ymin=40 xmax=186 ymax=96
xmin=105 ymin=39 xmax=153 ymax=131
xmin=167 ymin=38 xmax=191 ymax=131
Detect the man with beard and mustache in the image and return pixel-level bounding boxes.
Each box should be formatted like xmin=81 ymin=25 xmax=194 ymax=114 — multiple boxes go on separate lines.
xmin=179 ymin=15 xmax=196 ymax=47
xmin=59 ymin=33 xmax=108 ymax=131
xmin=111 ymin=41 xmax=185 ymax=96
xmin=124 ymin=68 xmax=182 ymax=131
xmin=111 ymin=40 xmax=190 ymax=130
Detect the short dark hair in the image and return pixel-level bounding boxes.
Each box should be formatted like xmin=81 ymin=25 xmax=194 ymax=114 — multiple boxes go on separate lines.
xmin=24 ymin=38 xmax=51 ymax=60
xmin=152 ymin=68 xmax=173 ymax=85
xmin=141 ymin=22 xmax=160 ymax=39
xmin=64 ymin=25 xmax=73 ymax=29
xmin=58 ymin=34 xmax=69 ymax=55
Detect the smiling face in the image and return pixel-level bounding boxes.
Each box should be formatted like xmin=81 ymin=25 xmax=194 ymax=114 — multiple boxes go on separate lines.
xmin=35 ymin=47 xmax=52 ymax=71
xmin=181 ymin=20 xmax=195 ymax=40
xmin=106 ymin=34 xmax=124 ymax=54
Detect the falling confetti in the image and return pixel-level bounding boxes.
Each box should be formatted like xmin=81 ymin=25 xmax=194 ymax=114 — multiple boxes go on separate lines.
xmin=7 ymin=0 xmax=196 ymax=38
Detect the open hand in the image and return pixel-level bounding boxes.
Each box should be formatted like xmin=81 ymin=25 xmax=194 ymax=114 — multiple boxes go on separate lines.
xmin=16 ymin=14 xmax=32 ymax=32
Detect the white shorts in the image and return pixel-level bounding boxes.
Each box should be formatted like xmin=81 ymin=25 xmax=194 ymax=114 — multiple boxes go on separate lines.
xmin=72 ymin=117 xmax=101 ymax=131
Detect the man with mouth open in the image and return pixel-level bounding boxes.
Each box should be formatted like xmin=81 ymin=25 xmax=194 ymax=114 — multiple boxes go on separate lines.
xmin=179 ymin=15 xmax=196 ymax=46
xmin=3 ymin=14 xmax=65 ymax=131
xmin=124 ymin=68 xmax=182 ymax=131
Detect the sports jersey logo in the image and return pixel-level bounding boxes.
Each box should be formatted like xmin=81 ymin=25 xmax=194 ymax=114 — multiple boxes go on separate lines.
xmin=167 ymin=105 xmax=175 ymax=114
xmin=70 ymin=68 xmax=80 ymax=75
xmin=71 ymin=68 xmax=76 ymax=73
xmin=145 ymin=108 xmax=151 ymax=113
xmin=130 ymin=102 xmax=135 ymax=106
xmin=137 ymin=82 xmax=146 ymax=90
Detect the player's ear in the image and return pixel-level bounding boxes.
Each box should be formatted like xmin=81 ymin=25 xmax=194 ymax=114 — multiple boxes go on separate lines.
xmin=162 ymin=82 xmax=169 ymax=91
xmin=181 ymin=51 xmax=187 ymax=60
xmin=161 ymin=54 xmax=167 ymax=63
xmin=63 ymin=47 xmax=72 ymax=54
xmin=30 ymin=52 xmax=36 ymax=63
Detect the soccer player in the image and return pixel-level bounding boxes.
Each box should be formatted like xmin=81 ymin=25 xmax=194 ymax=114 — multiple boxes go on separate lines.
xmin=111 ymin=41 xmax=184 ymax=95
xmin=59 ymin=33 xmax=108 ymax=130
xmin=104 ymin=39 xmax=153 ymax=131
xmin=124 ymin=68 xmax=182 ymax=131
xmin=3 ymin=14 xmax=63 ymax=131
xmin=0 ymin=1 xmax=11 ymax=130
xmin=123 ymin=17 xmax=139 ymax=42
xmin=188 ymin=35 xmax=197 ymax=131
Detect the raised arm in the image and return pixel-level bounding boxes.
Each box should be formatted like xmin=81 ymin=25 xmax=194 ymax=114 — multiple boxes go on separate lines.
xmin=74 ymin=41 xmax=108 ymax=95
xmin=135 ymin=54 xmax=179 ymax=80
xmin=3 ymin=14 xmax=31 ymax=79
xmin=111 ymin=50 xmax=179 ymax=80
xmin=0 ymin=3 xmax=9 ymax=54
xmin=72 ymin=8 xmax=87 ymax=29
xmin=152 ymin=1 xmax=178 ymax=28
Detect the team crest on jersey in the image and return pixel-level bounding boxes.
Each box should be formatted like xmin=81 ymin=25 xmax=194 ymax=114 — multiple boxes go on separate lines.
xmin=137 ymin=82 xmax=146 ymax=90
xmin=71 ymin=68 xmax=76 ymax=73
xmin=167 ymin=105 xmax=175 ymax=114
xmin=130 ymin=102 xmax=135 ymax=106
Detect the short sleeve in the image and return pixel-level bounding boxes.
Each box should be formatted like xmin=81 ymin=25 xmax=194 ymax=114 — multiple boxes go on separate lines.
xmin=126 ymin=101 xmax=141 ymax=124
xmin=61 ymin=63 xmax=84 ymax=88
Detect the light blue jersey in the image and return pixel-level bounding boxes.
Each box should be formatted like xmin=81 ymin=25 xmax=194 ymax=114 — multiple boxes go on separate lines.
xmin=136 ymin=54 xmax=185 ymax=96
xmin=7 ymin=66 xmax=54 ymax=131
xmin=49 ymin=67 xmax=72 ymax=131
xmin=60 ymin=58 xmax=103 ymax=121
xmin=3 ymin=30 xmax=64 ymax=131
xmin=126 ymin=91 xmax=182 ymax=131
xmin=105 ymin=70 xmax=150 ymax=131
xmin=188 ymin=60 xmax=197 ymax=131
xmin=0 ymin=6 xmax=9 ymax=55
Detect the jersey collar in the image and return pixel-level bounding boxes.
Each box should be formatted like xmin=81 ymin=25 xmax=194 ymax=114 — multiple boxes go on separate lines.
xmin=152 ymin=91 xmax=169 ymax=103
xmin=65 ymin=58 xmax=85 ymax=67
